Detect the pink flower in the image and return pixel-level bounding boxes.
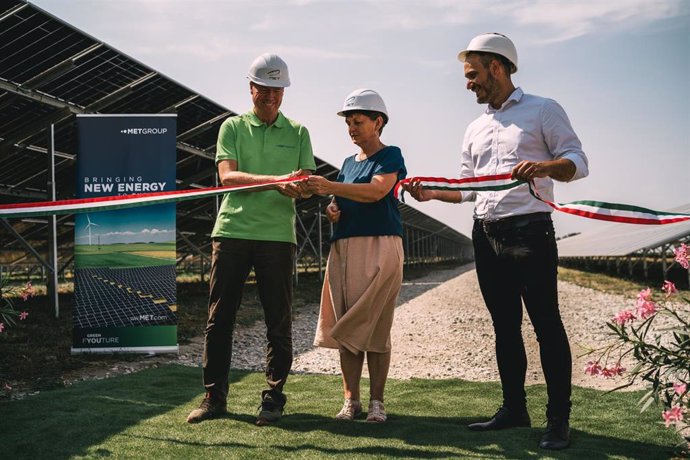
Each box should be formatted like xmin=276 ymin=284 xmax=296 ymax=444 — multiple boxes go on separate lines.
xmin=613 ymin=309 xmax=635 ymax=325
xmin=674 ymin=382 xmax=687 ymax=395
xmin=584 ymin=361 xmax=602 ymax=376
xmin=601 ymin=364 xmax=626 ymax=378
xmin=0 ymin=323 xmax=4 ymax=333
xmin=3 ymin=383 xmax=11 ymax=391
xmin=610 ymin=364 xmax=626 ymax=376
xmin=636 ymin=300 xmax=658 ymax=320
xmin=662 ymin=405 xmax=685 ymax=427
xmin=674 ymin=243 xmax=689 ymax=270
xmin=662 ymin=281 xmax=678 ymax=298
xmin=20 ymin=281 xmax=35 ymax=301
xmin=19 ymin=311 xmax=28 ymax=321
xmin=637 ymin=288 xmax=653 ymax=302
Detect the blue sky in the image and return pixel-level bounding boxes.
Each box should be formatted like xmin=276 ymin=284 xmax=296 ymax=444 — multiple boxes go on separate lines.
xmin=33 ymin=0 xmax=690 ymax=237
xmin=74 ymin=205 xmax=175 ymax=245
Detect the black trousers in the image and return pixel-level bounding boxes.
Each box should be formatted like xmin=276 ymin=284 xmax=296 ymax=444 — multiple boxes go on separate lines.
xmin=202 ymin=237 xmax=295 ymax=402
xmin=472 ymin=215 xmax=571 ymax=418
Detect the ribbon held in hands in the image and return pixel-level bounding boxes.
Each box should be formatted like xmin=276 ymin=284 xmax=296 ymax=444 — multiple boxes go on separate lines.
xmin=396 ymin=174 xmax=690 ymax=225
xmin=0 ymin=176 xmax=309 ymax=219
xmin=1 ymin=173 xmax=688 ymax=225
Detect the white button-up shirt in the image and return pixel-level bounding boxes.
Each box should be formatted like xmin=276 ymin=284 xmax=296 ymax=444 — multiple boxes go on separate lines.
xmin=460 ymin=87 xmax=588 ymax=220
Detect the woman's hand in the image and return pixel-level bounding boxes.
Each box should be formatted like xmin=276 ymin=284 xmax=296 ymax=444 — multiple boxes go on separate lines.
xmin=303 ymin=175 xmax=333 ymax=196
xmin=325 ymin=201 xmax=341 ymax=223
xmin=401 ymin=179 xmax=435 ymax=202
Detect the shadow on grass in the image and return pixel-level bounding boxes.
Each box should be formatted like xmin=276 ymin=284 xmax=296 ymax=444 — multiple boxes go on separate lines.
xmin=117 ymin=411 xmax=673 ymax=460
xmin=0 ymin=366 xmax=676 ymax=459
xmin=242 ymin=413 xmax=674 ymax=459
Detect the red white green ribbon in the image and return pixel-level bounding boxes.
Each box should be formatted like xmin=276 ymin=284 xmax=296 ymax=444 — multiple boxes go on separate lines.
xmin=396 ymin=174 xmax=690 ymax=225
xmin=2 ymin=174 xmax=688 ymax=225
xmin=0 ymin=177 xmax=308 ymax=219
xmin=394 ymin=173 xmax=524 ymax=196
xmin=527 ymin=185 xmax=690 ymax=225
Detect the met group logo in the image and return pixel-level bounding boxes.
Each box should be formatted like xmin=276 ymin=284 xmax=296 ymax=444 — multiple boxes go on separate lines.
xmin=119 ymin=127 xmax=168 ymax=135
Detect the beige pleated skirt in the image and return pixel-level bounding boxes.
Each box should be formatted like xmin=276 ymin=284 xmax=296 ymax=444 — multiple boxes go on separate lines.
xmin=313 ymin=235 xmax=404 ymax=354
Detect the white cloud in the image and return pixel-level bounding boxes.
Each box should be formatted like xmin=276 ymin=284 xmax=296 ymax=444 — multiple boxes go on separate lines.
xmin=99 ymin=229 xmax=172 ymax=236
xmin=141 ymin=229 xmax=173 ymax=234
xmin=250 ymin=16 xmax=277 ymax=31
xmin=502 ymin=0 xmax=687 ymax=43
xmin=130 ymin=42 xmax=250 ymax=61
xmin=272 ymin=45 xmax=370 ymax=60
xmin=282 ymin=0 xmax=687 ymax=43
xmin=102 ymin=231 xmax=136 ymax=236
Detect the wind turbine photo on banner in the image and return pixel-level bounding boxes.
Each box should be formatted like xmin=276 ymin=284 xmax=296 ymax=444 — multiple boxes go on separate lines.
xmin=84 ymin=214 xmax=99 ymax=246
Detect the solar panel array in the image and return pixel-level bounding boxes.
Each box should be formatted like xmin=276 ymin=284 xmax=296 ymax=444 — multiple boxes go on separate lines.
xmin=0 ymin=0 xmax=473 ymax=275
xmin=74 ymin=265 xmax=177 ymax=328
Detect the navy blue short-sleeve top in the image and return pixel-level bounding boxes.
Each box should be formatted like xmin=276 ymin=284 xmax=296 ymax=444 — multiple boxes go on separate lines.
xmin=331 ymin=145 xmax=407 ymax=241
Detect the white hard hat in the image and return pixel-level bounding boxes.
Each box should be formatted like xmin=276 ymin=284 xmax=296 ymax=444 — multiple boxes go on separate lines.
xmin=458 ymin=33 xmax=518 ymax=74
xmin=337 ymin=88 xmax=388 ymax=119
xmin=247 ymin=53 xmax=290 ymax=88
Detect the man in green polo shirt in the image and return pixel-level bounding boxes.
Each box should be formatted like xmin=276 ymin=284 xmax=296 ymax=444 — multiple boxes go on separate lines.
xmin=187 ymin=53 xmax=316 ymax=426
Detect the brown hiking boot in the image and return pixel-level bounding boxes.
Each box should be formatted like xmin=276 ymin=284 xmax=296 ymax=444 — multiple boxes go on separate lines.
xmin=256 ymin=389 xmax=286 ymax=426
xmin=186 ymin=392 xmax=227 ymax=423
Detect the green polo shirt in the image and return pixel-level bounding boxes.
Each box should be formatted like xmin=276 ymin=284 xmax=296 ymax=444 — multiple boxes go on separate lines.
xmin=211 ymin=110 xmax=316 ymax=244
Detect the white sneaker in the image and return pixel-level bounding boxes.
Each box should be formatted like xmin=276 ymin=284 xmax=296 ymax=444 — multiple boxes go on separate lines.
xmin=335 ymin=398 xmax=362 ymax=420
xmin=367 ymin=400 xmax=387 ymax=423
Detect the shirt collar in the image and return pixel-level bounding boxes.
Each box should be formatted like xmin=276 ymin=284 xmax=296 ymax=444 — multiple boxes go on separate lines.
xmin=485 ymin=87 xmax=523 ymax=114
xmin=248 ymin=110 xmax=286 ymax=128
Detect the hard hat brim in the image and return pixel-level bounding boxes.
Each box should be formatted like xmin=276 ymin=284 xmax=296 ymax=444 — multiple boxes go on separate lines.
xmin=457 ymin=49 xmax=517 ymax=73
xmin=337 ymin=109 xmax=388 ymax=118
xmin=247 ymin=75 xmax=291 ymax=88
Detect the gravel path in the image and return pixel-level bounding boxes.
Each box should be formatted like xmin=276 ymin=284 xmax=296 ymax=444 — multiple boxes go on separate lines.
xmin=57 ymin=263 xmax=657 ymax=394
xmin=171 ymin=263 xmax=643 ymax=392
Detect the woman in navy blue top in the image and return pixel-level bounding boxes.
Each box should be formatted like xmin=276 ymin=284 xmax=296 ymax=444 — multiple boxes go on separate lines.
xmin=303 ymin=89 xmax=406 ymax=424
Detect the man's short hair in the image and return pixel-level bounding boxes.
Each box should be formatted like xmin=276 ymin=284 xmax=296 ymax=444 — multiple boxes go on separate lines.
xmin=467 ymin=51 xmax=513 ymax=76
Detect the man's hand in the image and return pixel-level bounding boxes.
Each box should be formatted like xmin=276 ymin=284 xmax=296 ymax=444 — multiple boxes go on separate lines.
xmin=289 ymin=169 xmax=310 ymax=179
xmin=511 ymin=159 xmax=575 ymax=182
xmin=275 ymin=169 xmax=312 ymax=198
xmin=511 ymin=160 xmax=551 ymax=181
xmin=401 ymin=179 xmax=436 ymax=202
xmin=275 ymin=182 xmax=302 ymax=198
xmin=325 ymin=201 xmax=340 ymax=223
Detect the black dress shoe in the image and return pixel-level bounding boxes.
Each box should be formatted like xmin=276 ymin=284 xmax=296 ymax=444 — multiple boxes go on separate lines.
xmin=467 ymin=406 xmax=531 ymax=431
xmin=539 ymin=417 xmax=570 ymax=450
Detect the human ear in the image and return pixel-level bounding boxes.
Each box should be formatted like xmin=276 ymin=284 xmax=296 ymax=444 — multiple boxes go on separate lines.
xmin=489 ymin=59 xmax=500 ymax=76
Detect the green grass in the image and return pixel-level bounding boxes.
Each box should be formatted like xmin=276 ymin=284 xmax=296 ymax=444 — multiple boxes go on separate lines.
xmin=75 ymin=242 xmax=176 ymax=268
xmin=558 ymin=267 xmax=689 ymax=297
xmin=0 ymin=365 xmax=680 ymax=459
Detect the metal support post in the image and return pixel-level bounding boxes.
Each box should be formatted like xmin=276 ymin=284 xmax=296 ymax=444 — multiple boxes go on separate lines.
xmin=47 ymin=124 xmax=60 ymax=317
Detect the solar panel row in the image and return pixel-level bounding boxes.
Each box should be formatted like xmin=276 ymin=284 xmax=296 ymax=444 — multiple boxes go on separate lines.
xmin=74 ymin=266 xmax=177 ymax=328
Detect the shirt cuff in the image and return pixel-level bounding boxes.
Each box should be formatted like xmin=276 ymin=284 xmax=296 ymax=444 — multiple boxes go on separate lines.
xmin=561 ymin=153 xmax=589 ymax=182
xmin=460 ymin=190 xmax=476 ymax=203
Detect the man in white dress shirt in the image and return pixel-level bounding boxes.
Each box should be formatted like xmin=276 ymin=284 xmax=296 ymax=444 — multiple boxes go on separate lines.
xmin=404 ymin=33 xmax=588 ymax=450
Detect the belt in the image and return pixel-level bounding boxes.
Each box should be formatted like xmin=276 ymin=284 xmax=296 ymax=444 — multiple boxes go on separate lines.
xmin=477 ymin=212 xmax=552 ymax=235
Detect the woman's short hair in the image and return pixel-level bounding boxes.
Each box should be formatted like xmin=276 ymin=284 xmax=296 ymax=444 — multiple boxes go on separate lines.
xmin=343 ymin=110 xmax=388 ymax=134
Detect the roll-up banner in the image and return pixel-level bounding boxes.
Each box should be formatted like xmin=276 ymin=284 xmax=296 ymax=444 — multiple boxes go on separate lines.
xmin=72 ymin=114 xmax=178 ymax=354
